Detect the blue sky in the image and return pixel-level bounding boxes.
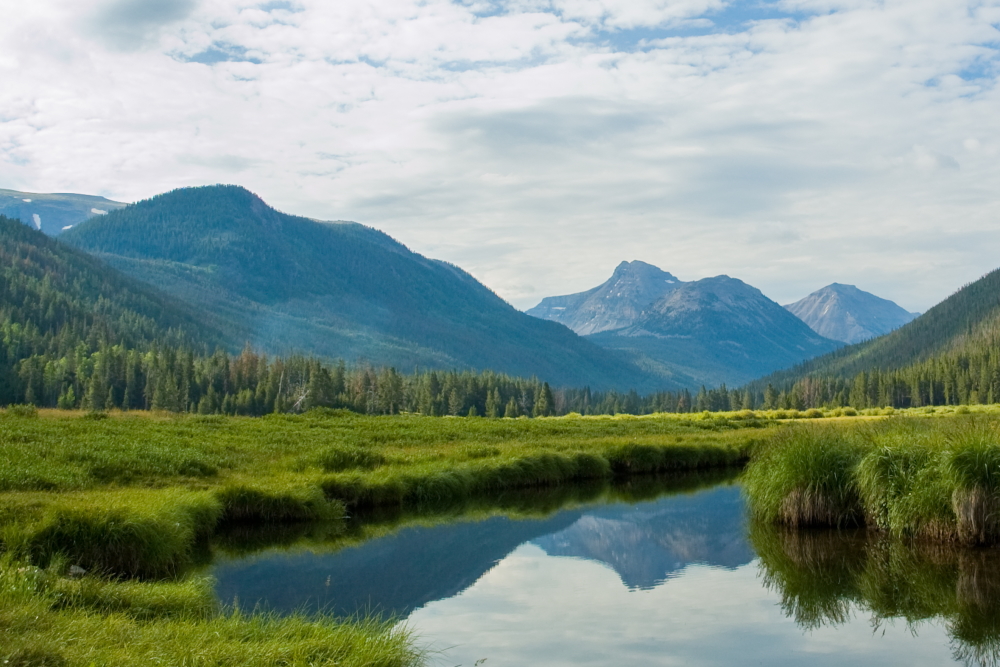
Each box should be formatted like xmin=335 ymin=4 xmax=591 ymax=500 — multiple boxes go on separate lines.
xmin=2 ymin=0 xmax=1000 ymax=311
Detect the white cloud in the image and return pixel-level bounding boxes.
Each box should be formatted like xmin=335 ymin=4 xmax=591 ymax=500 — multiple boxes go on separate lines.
xmin=1 ymin=0 xmax=999 ymax=312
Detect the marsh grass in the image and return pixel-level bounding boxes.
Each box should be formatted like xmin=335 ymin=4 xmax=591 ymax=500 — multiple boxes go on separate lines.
xmin=0 ymin=410 xmax=761 ymax=666
xmin=743 ymin=425 xmax=866 ymax=527
xmin=0 ymin=555 xmax=420 ymax=667
xmin=745 ymin=416 xmax=1000 ymax=544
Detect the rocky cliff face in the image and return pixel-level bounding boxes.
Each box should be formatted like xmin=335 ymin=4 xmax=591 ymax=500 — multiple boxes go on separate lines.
xmin=785 ymin=283 xmax=919 ymax=344
xmin=526 ymin=260 xmax=682 ymax=335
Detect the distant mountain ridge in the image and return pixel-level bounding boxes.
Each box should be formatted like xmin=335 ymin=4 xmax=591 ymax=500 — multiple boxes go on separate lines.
xmin=61 ymin=185 xmax=666 ymax=390
xmin=526 ymin=260 xmax=682 ymax=335
xmin=529 ymin=264 xmax=843 ymax=388
xmin=785 ymin=283 xmax=918 ymax=344
xmin=0 ymin=188 xmax=126 ymax=236
xmin=591 ymin=275 xmax=842 ymax=387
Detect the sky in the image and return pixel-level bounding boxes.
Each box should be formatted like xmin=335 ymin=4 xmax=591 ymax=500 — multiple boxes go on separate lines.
xmin=2 ymin=0 xmax=999 ymax=312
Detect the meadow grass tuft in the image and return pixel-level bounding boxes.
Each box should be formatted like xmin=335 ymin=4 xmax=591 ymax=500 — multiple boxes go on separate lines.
xmin=745 ymin=416 xmax=1000 ymax=544
xmin=743 ymin=424 xmax=866 ymax=527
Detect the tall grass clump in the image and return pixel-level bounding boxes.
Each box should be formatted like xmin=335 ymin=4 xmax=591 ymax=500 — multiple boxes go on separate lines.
xmin=944 ymin=420 xmax=1000 ymax=544
xmin=854 ymin=421 xmax=954 ymax=539
xmin=743 ymin=425 xmax=866 ymax=527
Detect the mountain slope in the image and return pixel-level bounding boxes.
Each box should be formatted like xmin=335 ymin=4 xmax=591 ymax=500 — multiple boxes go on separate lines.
xmin=526 ymin=260 xmax=682 ymax=335
xmin=0 ymin=214 xmax=222 ymax=404
xmin=756 ymin=267 xmax=1000 ymax=391
xmin=785 ymin=283 xmax=918 ymax=344
xmin=0 ymin=188 xmax=126 ymax=236
xmin=61 ymin=185 xmax=665 ymax=390
xmin=590 ymin=276 xmax=842 ymax=387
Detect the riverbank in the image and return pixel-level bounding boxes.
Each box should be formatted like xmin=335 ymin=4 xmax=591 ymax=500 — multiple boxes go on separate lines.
xmin=743 ymin=416 xmax=1000 ymax=544
xmin=0 ymin=408 xmax=764 ymax=666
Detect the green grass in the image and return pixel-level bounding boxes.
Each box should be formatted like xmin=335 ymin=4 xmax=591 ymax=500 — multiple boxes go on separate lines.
xmin=744 ymin=416 xmax=1000 ymax=544
xmin=0 ymin=409 xmax=763 ymax=667
xmin=0 ymin=555 xmax=420 ymax=667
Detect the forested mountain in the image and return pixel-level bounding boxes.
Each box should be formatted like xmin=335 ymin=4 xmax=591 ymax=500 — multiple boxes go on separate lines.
xmin=0 ymin=214 xmax=223 ymax=405
xmin=0 ymin=188 xmax=126 ymax=236
xmin=589 ymin=276 xmax=842 ymax=387
xmin=61 ymin=185 xmax=663 ymax=390
xmin=526 ymin=261 xmax=682 ymax=335
xmin=785 ymin=283 xmax=918 ymax=344
xmin=748 ymin=267 xmax=1000 ymax=409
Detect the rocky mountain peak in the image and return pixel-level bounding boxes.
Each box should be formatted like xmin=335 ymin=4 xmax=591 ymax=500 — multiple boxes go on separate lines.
xmin=526 ymin=260 xmax=682 ymax=335
xmin=785 ymin=283 xmax=919 ymax=344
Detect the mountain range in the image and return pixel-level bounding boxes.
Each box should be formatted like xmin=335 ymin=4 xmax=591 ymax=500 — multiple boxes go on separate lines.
xmin=1 ymin=182 xmax=957 ymax=398
xmin=58 ymin=185 xmax=662 ymax=390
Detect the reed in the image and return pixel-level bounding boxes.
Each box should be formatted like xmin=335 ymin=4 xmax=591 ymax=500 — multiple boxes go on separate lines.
xmin=742 ymin=425 xmax=866 ymax=527
xmin=744 ymin=416 xmax=1000 ymax=545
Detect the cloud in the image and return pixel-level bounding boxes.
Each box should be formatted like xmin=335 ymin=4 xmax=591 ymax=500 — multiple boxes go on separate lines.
xmin=2 ymin=0 xmax=1000 ymax=313
xmin=91 ymin=0 xmax=198 ymax=50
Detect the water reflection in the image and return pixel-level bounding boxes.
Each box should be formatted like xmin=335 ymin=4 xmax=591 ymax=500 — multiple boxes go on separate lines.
xmin=211 ymin=470 xmax=743 ymax=616
xmin=210 ymin=473 xmax=1000 ymax=666
xmin=751 ymin=523 xmax=1000 ymax=666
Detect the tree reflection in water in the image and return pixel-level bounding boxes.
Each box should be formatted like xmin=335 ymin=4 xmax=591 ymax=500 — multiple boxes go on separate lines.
xmin=751 ymin=523 xmax=1000 ymax=666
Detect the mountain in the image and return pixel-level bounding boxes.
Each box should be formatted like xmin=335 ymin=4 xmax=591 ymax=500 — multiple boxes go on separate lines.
xmin=589 ymin=276 xmax=843 ymax=387
xmin=0 ymin=188 xmax=126 ymax=236
xmin=61 ymin=185 xmax=665 ymax=390
xmin=785 ymin=283 xmax=919 ymax=344
xmin=526 ymin=260 xmax=682 ymax=335
xmin=756 ymin=267 xmax=1000 ymax=391
xmin=0 ymin=214 xmax=222 ymax=404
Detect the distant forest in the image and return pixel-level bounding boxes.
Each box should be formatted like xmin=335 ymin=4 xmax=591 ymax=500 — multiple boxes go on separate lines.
xmin=6 ymin=208 xmax=1000 ymax=416
xmin=9 ymin=336 xmax=1000 ymax=416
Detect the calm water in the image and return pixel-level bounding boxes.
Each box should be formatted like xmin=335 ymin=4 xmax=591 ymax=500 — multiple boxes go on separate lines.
xmin=211 ymin=477 xmax=1000 ymax=666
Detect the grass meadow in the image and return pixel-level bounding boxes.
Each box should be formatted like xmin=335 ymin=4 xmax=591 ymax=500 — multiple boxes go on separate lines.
xmin=0 ymin=407 xmax=764 ymax=666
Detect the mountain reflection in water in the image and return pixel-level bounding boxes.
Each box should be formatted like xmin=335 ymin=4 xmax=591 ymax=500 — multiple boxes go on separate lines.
xmin=211 ymin=476 xmax=1000 ymax=666
xmin=533 ymin=486 xmax=751 ymax=589
xmin=211 ymin=476 xmax=747 ymax=617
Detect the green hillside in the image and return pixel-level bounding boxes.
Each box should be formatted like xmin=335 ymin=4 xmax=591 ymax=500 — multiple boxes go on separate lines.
xmin=0 ymin=215 xmax=222 ymax=405
xmin=746 ymin=267 xmax=1000 ymax=408
xmin=62 ymin=185 xmax=664 ymax=391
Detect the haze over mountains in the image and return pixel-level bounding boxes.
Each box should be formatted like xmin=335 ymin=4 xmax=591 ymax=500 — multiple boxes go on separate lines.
xmin=59 ymin=185 xmax=662 ymax=391
xmin=785 ymin=283 xmax=919 ymax=344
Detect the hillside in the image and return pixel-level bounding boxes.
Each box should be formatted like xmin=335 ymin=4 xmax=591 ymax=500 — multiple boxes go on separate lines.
xmin=750 ymin=267 xmax=1000 ymax=408
xmin=62 ymin=185 xmax=665 ymax=390
xmin=785 ymin=283 xmax=918 ymax=344
xmin=526 ymin=260 xmax=682 ymax=335
xmin=0 ymin=214 xmax=222 ymax=405
xmin=0 ymin=188 xmax=126 ymax=235
xmin=590 ymin=276 xmax=842 ymax=387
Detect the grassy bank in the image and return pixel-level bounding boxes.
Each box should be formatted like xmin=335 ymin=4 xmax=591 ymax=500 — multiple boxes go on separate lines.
xmin=0 ymin=408 xmax=761 ymax=666
xmin=751 ymin=522 xmax=1000 ymax=663
xmin=743 ymin=416 xmax=1000 ymax=544
xmin=0 ymin=554 xmax=419 ymax=667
